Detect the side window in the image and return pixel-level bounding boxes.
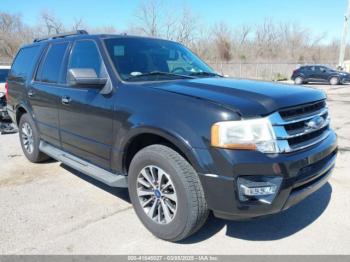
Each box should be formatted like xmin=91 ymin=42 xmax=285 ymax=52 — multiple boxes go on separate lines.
xmin=10 ymin=46 xmax=41 ymax=80
xmin=68 ymin=40 xmax=107 ymax=78
xmin=35 ymin=42 xmax=69 ymax=83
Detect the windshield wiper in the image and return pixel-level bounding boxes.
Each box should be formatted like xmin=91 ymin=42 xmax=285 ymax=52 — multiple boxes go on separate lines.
xmin=126 ymin=71 xmax=194 ymax=81
xmin=190 ymin=71 xmax=223 ymax=77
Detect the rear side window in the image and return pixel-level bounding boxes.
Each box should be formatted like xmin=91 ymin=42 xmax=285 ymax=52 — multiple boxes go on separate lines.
xmin=36 ymin=42 xmax=69 ymax=83
xmin=0 ymin=69 xmax=10 ymax=83
xmin=10 ymin=46 xmax=41 ymax=80
xmin=68 ymin=40 xmax=106 ymax=78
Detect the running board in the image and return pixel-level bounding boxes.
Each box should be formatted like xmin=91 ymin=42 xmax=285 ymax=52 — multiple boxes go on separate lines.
xmin=39 ymin=141 xmax=128 ymax=188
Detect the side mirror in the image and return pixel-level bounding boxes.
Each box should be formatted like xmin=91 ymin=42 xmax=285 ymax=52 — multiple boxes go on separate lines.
xmin=68 ymin=68 xmax=107 ymax=87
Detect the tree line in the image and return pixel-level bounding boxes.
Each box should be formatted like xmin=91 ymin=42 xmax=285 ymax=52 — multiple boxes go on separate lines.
xmin=0 ymin=0 xmax=344 ymax=64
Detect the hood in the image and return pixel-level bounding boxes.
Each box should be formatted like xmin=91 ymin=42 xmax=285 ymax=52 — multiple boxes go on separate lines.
xmin=333 ymin=70 xmax=350 ymax=75
xmin=147 ymin=78 xmax=326 ymax=117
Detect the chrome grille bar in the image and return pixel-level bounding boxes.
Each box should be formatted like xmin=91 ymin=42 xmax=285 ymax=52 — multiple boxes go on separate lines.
xmin=269 ymin=107 xmax=328 ymax=126
xmin=268 ymin=100 xmax=330 ymax=153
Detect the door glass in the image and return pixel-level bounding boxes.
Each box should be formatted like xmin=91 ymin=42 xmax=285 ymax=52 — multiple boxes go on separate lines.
xmin=10 ymin=46 xmax=41 ymax=80
xmin=68 ymin=40 xmax=107 ymax=79
xmin=36 ymin=42 xmax=69 ymax=83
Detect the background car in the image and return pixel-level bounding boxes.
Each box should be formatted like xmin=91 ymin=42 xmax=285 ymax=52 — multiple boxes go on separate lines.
xmin=0 ymin=65 xmax=10 ymax=92
xmin=291 ymin=65 xmax=350 ymax=85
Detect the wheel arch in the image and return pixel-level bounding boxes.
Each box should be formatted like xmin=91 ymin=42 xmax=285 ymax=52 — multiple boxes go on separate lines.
xmin=15 ymin=102 xmax=33 ymax=125
xmin=328 ymin=75 xmax=340 ymax=81
xmin=119 ymin=127 xmax=203 ymax=175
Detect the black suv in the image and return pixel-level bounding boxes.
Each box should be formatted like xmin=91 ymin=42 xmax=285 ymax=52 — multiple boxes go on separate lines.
xmin=291 ymin=65 xmax=350 ymax=85
xmin=7 ymin=31 xmax=337 ymax=241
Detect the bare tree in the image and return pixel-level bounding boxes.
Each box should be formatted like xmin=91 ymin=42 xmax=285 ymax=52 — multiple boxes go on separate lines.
xmin=132 ymin=0 xmax=199 ymax=46
xmin=134 ymin=0 xmax=162 ymax=37
xmin=173 ymin=6 xmax=198 ymax=45
xmin=0 ymin=12 xmax=33 ymax=60
xmin=40 ymin=10 xmax=65 ymax=35
xmin=213 ymin=22 xmax=233 ymax=62
xmin=71 ymin=17 xmax=85 ymax=31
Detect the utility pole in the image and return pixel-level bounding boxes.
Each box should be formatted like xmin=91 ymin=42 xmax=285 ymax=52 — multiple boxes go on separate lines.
xmin=338 ymin=0 xmax=350 ymax=69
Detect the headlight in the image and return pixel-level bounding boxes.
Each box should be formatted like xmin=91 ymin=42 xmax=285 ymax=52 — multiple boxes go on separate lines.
xmin=211 ymin=118 xmax=278 ymax=153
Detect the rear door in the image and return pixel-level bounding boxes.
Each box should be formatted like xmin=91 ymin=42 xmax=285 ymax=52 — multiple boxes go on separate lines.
xmin=7 ymin=45 xmax=42 ymax=119
xmin=58 ymin=39 xmax=114 ymax=170
xmin=314 ymin=66 xmax=328 ymax=82
xmin=307 ymin=66 xmax=319 ymax=82
xmin=30 ymin=41 xmax=70 ymax=148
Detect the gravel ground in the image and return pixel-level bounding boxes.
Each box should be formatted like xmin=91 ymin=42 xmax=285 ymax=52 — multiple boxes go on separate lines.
xmin=0 ymin=83 xmax=349 ymax=255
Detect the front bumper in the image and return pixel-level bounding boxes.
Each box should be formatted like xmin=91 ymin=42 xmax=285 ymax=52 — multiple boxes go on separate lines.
xmin=196 ymin=130 xmax=338 ymax=220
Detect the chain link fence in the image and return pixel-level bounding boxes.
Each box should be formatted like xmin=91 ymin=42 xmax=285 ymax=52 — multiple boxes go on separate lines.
xmin=209 ymin=62 xmax=338 ymax=81
xmin=0 ymin=59 xmax=338 ymax=81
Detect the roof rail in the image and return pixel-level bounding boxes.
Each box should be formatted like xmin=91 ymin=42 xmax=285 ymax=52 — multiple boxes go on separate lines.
xmin=33 ymin=30 xmax=88 ymax=43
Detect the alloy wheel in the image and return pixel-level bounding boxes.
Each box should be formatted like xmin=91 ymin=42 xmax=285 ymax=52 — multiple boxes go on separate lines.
xmin=136 ymin=165 xmax=177 ymax=224
xmin=21 ymin=122 xmax=34 ymax=154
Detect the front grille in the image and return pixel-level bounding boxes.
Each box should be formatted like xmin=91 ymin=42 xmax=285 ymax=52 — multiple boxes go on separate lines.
xmin=269 ymin=99 xmax=331 ymax=152
xmin=279 ymin=100 xmax=326 ymax=119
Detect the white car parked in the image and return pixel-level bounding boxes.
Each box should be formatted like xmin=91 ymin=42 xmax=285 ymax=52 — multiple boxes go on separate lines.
xmin=0 ymin=65 xmax=11 ymax=92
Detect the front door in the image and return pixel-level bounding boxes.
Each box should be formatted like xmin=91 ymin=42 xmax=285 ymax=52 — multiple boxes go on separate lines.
xmin=58 ymin=40 xmax=114 ymax=170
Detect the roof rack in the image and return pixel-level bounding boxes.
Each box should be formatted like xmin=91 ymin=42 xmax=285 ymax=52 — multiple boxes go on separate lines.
xmin=33 ymin=30 xmax=88 ymax=43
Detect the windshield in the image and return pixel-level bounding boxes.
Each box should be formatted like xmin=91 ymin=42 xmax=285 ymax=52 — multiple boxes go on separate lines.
xmin=104 ymin=37 xmax=216 ymax=82
xmin=0 ymin=69 xmax=10 ymax=83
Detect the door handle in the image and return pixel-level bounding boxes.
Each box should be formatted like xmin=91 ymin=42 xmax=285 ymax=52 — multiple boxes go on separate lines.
xmin=28 ymin=90 xmax=35 ymax=97
xmin=61 ymin=96 xmax=72 ymax=105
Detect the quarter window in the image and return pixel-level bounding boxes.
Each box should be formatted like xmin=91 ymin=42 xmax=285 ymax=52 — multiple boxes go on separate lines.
xmin=36 ymin=42 xmax=69 ymax=83
xmin=10 ymin=46 xmax=41 ymax=80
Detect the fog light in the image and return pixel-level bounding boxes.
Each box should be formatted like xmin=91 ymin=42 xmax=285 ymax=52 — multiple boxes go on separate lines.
xmin=237 ymin=176 xmax=282 ymax=204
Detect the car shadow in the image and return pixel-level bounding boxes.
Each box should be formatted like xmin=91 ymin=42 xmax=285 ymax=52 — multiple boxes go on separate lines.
xmin=57 ymin=163 xmax=332 ymax=243
xmin=60 ymin=164 xmax=131 ymax=203
xmin=181 ymin=183 xmax=332 ymax=243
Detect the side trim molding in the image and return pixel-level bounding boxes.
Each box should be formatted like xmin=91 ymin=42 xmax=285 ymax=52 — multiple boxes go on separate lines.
xmin=39 ymin=141 xmax=128 ymax=188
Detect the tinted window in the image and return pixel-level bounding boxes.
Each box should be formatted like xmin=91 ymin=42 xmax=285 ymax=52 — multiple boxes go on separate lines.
xmin=0 ymin=69 xmax=10 ymax=83
xmin=10 ymin=46 xmax=41 ymax=80
xmin=104 ymin=38 xmax=215 ymax=81
xmin=36 ymin=42 xmax=69 ymax=83
xmin=68 ymin=40 xmax=106 ymax=78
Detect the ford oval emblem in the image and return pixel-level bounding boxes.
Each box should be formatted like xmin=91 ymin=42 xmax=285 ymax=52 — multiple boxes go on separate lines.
xmin=305 ymin=116 xmax=324 ymax=130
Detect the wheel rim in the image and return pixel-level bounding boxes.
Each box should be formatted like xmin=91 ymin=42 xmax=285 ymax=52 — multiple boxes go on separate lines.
xmin=331 ymin=78 xmax=338 ymax=85
xmin=136 ymin=165 xmax=177 ymax=224
xmin=296 ymin=77 xmax=302 ymax=84
xmin=21 ymin=122 xmax=34 ymax=154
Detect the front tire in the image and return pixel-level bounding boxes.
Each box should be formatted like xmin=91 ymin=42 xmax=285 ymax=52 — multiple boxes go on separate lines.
xmin=18 ymin=113 xmax=49 ymax=163
xmin=329 ymin=76 xmax=340 ymax=86
xmin=128 ymin=145 xmax=209 ymax=242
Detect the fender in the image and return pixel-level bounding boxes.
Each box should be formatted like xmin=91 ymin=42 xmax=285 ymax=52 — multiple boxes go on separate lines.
xmin=14 ymin=100 xmax=35 ymax=125
xmin=112 ymin=125 xmax=206 ymax=175
xmin=328 ymin=75 xmax=340 ymax=81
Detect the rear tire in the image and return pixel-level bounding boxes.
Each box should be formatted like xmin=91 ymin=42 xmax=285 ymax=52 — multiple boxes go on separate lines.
xmin=18 ymin=113 xmax=49 ymax=163
xmin=329 ymin=76 xmax=340 ymax=86
xmin=128 ymin=144 xmax=209 ymax=242
xmin=294 ymin=76 xmax=304 ymax=85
